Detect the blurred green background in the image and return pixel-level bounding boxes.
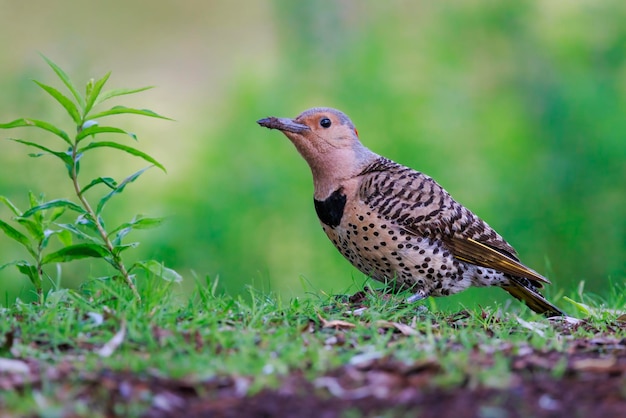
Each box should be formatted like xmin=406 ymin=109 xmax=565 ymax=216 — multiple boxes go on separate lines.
xmin=0 ymin=1 xmax=624 ymax=307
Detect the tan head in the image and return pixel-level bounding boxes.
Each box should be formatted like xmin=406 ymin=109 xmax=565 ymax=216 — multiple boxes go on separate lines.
xmin=257 ymin=107 xmax=378 ymax=196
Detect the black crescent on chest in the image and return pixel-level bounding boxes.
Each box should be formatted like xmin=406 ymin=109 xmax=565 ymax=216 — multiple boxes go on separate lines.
xmin=314 ymin=188 xmax=347 ymax=228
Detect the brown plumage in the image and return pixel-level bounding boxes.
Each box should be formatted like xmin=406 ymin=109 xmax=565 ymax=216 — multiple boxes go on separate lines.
xmin=257 ymin=107 xmax=563 ymax=316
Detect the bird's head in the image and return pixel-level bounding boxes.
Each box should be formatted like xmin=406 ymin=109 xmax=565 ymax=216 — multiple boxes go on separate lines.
xmin=258 ymin=107 xmax=377 ymax=194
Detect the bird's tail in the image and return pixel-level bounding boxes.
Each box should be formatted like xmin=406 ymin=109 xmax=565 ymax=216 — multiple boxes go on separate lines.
xmin=503 ymin=277 xmax=563 ymax=317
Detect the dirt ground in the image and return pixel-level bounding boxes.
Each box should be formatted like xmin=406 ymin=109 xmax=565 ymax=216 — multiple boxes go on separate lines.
xmin=135 ymin=342 xmax=626 ymax=418
xmin=10 ymin=336 xmax=621 ymax=417
xmin=2 ymin=315 xmax=625 ymax=417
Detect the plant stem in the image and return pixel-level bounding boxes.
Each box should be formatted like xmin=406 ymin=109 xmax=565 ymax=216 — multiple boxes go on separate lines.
xmin=70 ymin=144 xmax=141 ymax=301
xmin=36 ymin=246 xmax=44 ymax=305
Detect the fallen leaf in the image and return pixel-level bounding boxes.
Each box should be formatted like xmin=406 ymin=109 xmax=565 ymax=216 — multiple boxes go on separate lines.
xmin=538 ymin=394 xmax=561 ymax=411
xmin=349 ymin=351 xmax=384 ymax=367
xmin=96 ymin=321 xmax=126 ymax=357
xmin=549 ymin=315 xmax=583 ymax=325
xmin=572 ymin=356 xmax=617 ymax=372
xmin=346 ymin=307 xmax=368 ymax=316
xmin=0 ymin=358 xmax=29 ymax=374
xmin=314 ymin=376 xmax=372 ymax=400
xmin=317 ymin=313 xmax=355 ymax=330
xmin=588 ymin=337 xmax=623 ymax=346
xmin=516 ymin=317 xmax=547 ymax=337
xmin=376 ymin=320 xmax=418 ymax=336
xmin=86 ymin=312 xmax=104 ymax=326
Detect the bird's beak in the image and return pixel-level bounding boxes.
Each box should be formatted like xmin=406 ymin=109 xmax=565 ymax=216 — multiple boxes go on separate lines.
xmin=257 ymin=117 xmax=310 ymax=134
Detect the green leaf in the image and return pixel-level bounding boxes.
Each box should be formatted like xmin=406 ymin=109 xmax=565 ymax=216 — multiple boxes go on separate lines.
xmin=0 ymin=260 xmax=40 ymax=288
xmin=33 ymin=80 xmax=81 ymax=124
xmin=88 ymin=106 xmax=172 ymax=121
xmin=76 ymin=126 xmax=137 ymax=143
xmin=40 ymin=54 xmax=85 ymax=109
xmin=42 ymin=227 xmax=72 ymax=249
xmin=48 ymin=206 xmax=67 ymax=223
xmin=134 ymin=260 xmax=182 ymax=283
xmin=0 ymin=118 xmax=72 ymax=145
xmin=22 ymin=199 xmax=86 ymax=218
xmin=0 ymin=260 xmax=23 ymax=271
xmin=83 ymin=72 xmax=111 ymax=116
xmin=15 ymin=217 xmax=44 ymax=241
xmin=0 ymin=196 xmax=22 ymax=216
xmin=16 ymin=261 xmax=41 ymax=289
xmin=75 ymin=213 xmax=101 ymax=235
xmin=110 ymin=217 xmax=164 ymax=235
xmin=0 ymin=220 xmax=36 ymax=258
xmin=94 ymin=86 xmax=154 ymax=106
xmin=110 ymin=217 xmax=164 ymax=246
xmin=56 ymin=223 xmax=102 ymax=244
xmin=42 ymin=243 xmax=109 ymax=264
xmin=45 ymin=289 xmax=72 ymax=307
xmin=56 ymin=229 xmax=73 ymax=247
xmin=80 ymin=177 xmax=117 ymax=195
xmin=79 ymin=141 xmax=165 ymax=171
xmin=96 ymin=166 xmax=152 ymax=215
xmin=7 ymin=139 xmax=73 ymax=165
xmin=113 ymin=242 xmax=139 ymax=255
xmin=27 ymin=191 xmax=44 ymax=225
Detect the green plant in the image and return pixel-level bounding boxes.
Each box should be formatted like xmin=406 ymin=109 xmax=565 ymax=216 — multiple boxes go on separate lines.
xmin=0 ymin=56 xmax=180 ymax=303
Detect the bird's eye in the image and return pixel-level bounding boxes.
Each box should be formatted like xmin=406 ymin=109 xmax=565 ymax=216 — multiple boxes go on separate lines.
xmin=320 ymin=118 xmax=332 ymax=128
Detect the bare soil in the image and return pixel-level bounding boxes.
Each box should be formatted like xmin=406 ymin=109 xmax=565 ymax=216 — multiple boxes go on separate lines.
xmin=3 ymin=321 xmax=625 ymax=418
xmin=138 ymin=342 xmax=626 ymax=417
xmin=3 ymin=290 xmax=626 ymax=418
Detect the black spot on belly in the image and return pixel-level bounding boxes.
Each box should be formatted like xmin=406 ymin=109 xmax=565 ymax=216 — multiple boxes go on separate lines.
xmin=314 ymin=188 xmax=347 ymax=228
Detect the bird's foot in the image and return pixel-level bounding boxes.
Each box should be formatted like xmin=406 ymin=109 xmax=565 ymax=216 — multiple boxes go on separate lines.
xmin=406 ymin=290 xmax=430 ymax=303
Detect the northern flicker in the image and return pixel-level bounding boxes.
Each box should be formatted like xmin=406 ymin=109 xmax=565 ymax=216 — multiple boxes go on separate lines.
xmin=257 ymin=107 xmax=563 ymax=316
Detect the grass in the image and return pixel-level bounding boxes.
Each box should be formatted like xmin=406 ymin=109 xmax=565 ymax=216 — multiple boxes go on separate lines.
xmin=1 ymin=278 xmax=624 ymax=416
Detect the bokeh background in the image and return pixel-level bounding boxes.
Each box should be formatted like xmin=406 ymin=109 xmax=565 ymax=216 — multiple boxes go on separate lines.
xmin=0 ymin=1 xmax=624 ymax=307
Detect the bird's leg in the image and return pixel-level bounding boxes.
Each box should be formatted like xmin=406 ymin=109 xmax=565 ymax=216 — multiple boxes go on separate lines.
xmin=379 ymin=280 xmax=430 ymax=303
xmin=406 ymin=289 xmax=430 ymax=303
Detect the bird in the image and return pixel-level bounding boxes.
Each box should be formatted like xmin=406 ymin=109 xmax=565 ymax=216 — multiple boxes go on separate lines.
xmin=257 ymin=107 xmax=563 ymax=316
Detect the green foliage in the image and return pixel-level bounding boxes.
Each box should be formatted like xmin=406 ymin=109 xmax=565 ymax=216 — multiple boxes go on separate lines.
xmin=0 ymin=56 xmax=178 ymax=302
xmin=0 ymin=192 xmax=73 ymax=298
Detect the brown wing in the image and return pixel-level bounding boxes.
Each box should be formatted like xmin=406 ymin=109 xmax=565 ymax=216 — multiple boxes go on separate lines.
xmin=444 ymin=237 xmax=550 ymax=285
xmin=358 ymin=158 xmax=549 ymax=285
